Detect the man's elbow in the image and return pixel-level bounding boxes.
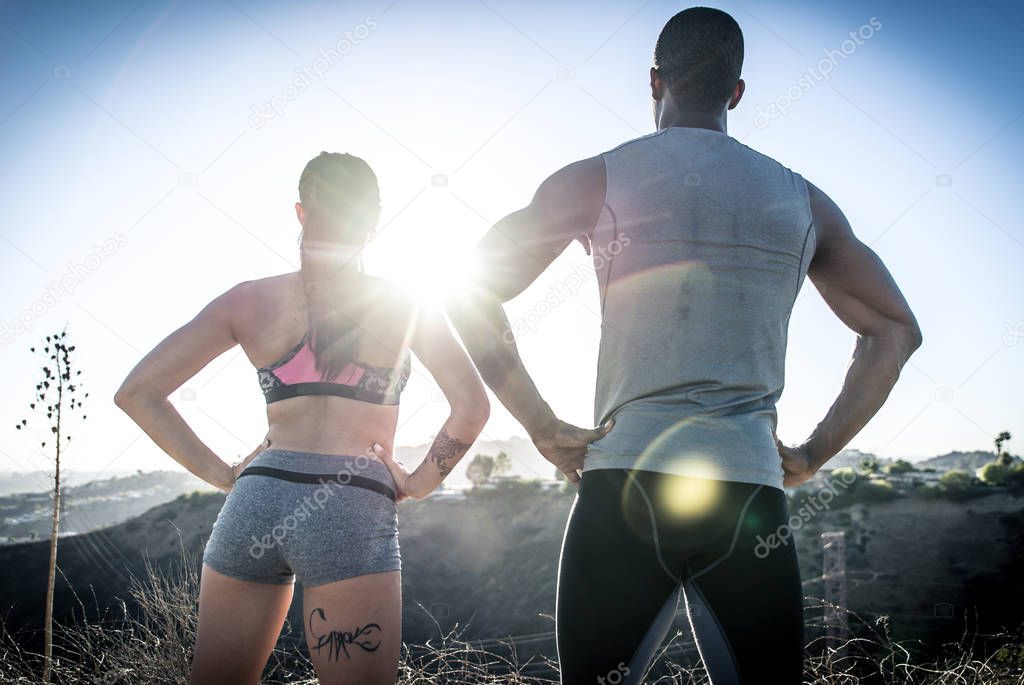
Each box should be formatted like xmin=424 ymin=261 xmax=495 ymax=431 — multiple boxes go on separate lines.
xmin=899 ymin=320 xmax=923 ymax=357
xmin=880 ymin=320 xmax=922 ymax=364
xmin=860 ymin=319 xmax=922 ymax=367
xmin=906 ymin=322 xmax=923 ymax=354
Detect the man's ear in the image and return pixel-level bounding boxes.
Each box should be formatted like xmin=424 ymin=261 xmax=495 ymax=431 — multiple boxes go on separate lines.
xmin=650 ymin=66 xmax=664 ymax=101
xmin=294 ymin=201 xmax=305 ymax=225
xmin=727 ymin=79 xmax=746 ymax=110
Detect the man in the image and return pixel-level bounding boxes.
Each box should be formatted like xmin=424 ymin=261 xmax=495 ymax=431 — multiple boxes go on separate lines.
xmin=447 ymin=7 xmax=921 ymax=683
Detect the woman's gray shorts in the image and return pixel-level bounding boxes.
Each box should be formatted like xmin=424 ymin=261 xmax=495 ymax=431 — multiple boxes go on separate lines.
xmin=202 ymin=449 xmax=401 ymax=587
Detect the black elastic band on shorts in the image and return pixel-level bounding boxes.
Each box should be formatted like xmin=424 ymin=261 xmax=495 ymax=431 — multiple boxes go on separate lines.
xmin=238 ymin=466 xmax=397 ymax=501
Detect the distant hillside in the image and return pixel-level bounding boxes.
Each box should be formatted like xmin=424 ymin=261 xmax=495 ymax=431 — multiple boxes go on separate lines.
xmin=396 ymin=435 xmax=555 ymax=487
xmin=817 ymin=448 xmax=888 ymax=470
xmin=916 ymin=451 xmax=1008 ymax=472
xmin=0 ymin=469 xmax=139 ymax=497
xmin=0 ymin=471 xmax=214 ymax=543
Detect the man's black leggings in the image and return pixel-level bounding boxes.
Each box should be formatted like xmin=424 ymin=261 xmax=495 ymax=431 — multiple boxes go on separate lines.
xmin=556 ymin=468 xmax=804 ymax=684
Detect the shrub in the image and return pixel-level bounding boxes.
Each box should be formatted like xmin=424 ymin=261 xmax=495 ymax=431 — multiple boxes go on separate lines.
xmin=492 ymin=479 xmax=543 ymax=494
xmin=978 ymin=461 xmax=1010 ymax=485
xmin=830 ymin=467 xmax=860 ymax=486
xmin=940 ymin=469 xmax=974 ymax=489
xmin=935 ymin=470 xmax=987 ymax=501
xmin=856 ymin=479 xmax=899 ymax=502
xmin=1005 ymin=462 xmax=1024 ymax=490
xmin=885 ymin=459 xmax=917 ymax=475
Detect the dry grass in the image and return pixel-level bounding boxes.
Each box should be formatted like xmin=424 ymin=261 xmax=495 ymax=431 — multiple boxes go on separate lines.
xmin=1 ymin=559 xmax=1021 ymax=684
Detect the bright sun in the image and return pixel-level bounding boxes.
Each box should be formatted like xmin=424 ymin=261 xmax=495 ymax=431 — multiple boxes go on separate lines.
xmin=373 ymin=237 xmax=480 ymax=305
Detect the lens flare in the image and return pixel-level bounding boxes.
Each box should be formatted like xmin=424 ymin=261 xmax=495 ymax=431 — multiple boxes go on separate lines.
xmin=657 ymin=464 xmax=722 ymax=517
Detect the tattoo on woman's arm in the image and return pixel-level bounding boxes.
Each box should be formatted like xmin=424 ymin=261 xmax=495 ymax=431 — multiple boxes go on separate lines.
xmin=426 ymin=428 xmax=471 ymax=478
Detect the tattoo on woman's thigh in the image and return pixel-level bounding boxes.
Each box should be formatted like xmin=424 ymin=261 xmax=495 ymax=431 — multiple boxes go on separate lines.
xmin=308 ymin=607 xmax=382 ymax=661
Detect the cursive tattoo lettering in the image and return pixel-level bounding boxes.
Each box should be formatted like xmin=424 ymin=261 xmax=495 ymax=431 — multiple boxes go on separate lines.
xmin=308 ymin=608 xmax=382 ymax=661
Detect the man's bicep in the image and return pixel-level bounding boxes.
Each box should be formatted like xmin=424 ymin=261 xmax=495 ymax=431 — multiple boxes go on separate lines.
xmin=473 ymin=156 xmax=606 ymax=301
xmin=473 ymin=208 xmax=554 ymax=301
xmin=807 ymin=183 xmax=918 ymax=337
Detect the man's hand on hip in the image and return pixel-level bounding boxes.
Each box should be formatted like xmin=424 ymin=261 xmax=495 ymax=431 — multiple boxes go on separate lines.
xmin=532 ymin=419 xmax=613 ymax=485
xmin=776 ymin=436 xmax=818 ymax=488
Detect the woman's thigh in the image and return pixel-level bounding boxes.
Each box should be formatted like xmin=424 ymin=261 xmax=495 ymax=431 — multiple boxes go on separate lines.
xmin=302 ymin=570 xmax=402 ymax=685
xmin=190 ymin=564 xmax=294 ymax=685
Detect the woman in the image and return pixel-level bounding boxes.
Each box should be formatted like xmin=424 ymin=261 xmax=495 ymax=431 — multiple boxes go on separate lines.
xmin=114 ymin=152 xmax=489 ymax=684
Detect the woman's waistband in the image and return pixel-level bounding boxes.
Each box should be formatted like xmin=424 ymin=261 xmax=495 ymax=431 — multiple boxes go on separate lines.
xmin=241 ymin=448 xmax=396 ymax=500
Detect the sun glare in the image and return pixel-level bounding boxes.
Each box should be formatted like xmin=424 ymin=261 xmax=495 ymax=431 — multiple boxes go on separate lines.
xmin=374 ymin=239 xmax=481 ymax=305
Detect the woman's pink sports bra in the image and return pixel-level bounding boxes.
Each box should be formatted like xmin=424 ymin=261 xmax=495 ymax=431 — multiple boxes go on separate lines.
xmin=257 ymin=330 xmax=411 ymax=405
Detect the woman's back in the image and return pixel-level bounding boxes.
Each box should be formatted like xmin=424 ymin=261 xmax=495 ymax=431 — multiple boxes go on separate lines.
xmin=234 ymin=271 xmax=415 ymax=457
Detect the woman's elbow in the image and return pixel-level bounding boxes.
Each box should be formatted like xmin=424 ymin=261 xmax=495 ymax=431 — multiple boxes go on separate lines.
xmin=113 ymin=383 xmax=136 ymax=411
xmin=453 ymin=393 xmax=490 ymax=432
xmin=113 ymin=380 xmax=156 ymax=413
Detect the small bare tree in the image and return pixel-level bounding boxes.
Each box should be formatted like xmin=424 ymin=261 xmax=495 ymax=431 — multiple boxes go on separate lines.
xmin=15 ymin=327 xmax=87 ymax=684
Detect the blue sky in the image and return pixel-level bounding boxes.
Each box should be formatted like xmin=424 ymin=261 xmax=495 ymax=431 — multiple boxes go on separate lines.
xmin=1 ymin=0 xmax=1022 ymax=478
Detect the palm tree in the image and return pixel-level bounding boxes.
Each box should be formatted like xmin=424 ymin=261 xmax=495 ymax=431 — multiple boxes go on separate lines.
xmin=995 ymin=431 xmax=1012 ymax=466
xmin=15 ymin=328 xmax=87 ymax=683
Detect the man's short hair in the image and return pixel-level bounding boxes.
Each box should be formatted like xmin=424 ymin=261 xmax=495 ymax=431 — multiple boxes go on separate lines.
xmin=654 ymin=7 xmax=744 ymax=112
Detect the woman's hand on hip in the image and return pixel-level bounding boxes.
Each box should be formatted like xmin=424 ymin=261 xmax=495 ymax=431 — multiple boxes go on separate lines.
xmin=222 ymin=435 xmax=271 ymax=492
xmin=371 ymin=443 xmax=424 ymax=502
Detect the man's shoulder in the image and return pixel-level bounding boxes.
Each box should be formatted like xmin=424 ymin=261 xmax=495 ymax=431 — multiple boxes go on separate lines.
xmin=544 ymin=154 xmax=606 ymax=189
xmin=730 ymin=136 xmax=806 ymax=180
xmin=601 ymin=129 xmax=671 ymax=156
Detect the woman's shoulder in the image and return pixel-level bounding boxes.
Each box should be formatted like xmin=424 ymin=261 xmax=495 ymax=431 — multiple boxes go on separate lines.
xmin=229 ymin=270 xmax=299 ymax=289
xmin=230 ymin=272 xmax=302 ymax=302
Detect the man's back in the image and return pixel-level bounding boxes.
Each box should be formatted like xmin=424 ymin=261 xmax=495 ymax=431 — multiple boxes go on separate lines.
xmin=585 ymin=127 xmax=815 ymax=489
xmin=449 ymin=8 xmax=921 ymax=682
